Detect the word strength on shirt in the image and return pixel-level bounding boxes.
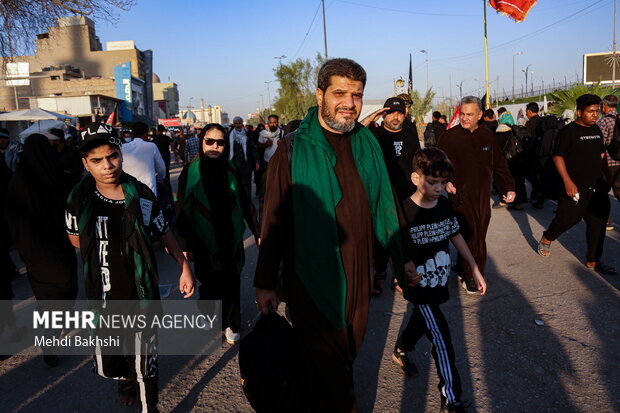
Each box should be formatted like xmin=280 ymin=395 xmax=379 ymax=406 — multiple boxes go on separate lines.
xmin=579 ymin=135 xmax=601 ymax=141
xmin=33 ymin=311 xmax=218 ymax=330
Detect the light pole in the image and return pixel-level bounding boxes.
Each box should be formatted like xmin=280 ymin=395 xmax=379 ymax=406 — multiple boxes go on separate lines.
xmin=274 ymin=55 xmax=286 ymax=66
xmin=420 ymin=49 xmax=429 ymax=91
xmin=530 ymin=71 xmax=535 ymax=94
xmin=512 ymin=51 xmax=523 ymax=103
xmin=522 ymin=64 xmax=531 ymax=97
xmin=265 ymin=81 xmax=272 ymax=110
xmin=259 ymin=94 xmax=264 ymax=112
xmin=474 ymin=78 xmax=481 ymax=95
xmin=456 ymin=81 xmax=464 ymax=99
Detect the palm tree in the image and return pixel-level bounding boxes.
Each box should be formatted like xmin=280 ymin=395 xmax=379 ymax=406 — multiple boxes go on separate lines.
xmin=549 ymin=82 xmax=619 ymax=116
xmin=409 ymin=88 xmax=436 ymax=125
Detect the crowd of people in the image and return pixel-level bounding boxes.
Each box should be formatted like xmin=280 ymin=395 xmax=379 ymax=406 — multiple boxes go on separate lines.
xmin=0 ymin=57 xmax=618 ymax=413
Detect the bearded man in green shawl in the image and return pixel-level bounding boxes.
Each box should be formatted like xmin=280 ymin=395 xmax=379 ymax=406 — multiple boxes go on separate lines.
xmin=254 ymin=58 xmax=416 ymax=413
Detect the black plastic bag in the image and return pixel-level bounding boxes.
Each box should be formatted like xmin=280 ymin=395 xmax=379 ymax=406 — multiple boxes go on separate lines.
xmin=239 ymin=312 xmax=302 ymax=413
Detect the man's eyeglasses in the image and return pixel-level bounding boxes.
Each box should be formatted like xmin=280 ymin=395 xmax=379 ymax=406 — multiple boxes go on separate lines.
xmin=204 ymin=138 xmax=226 ymax=147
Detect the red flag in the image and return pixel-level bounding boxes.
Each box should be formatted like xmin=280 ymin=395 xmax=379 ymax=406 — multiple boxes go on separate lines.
xmin=447 ymin=104 xmax=460 ymax=130
xmin=106 ymin=103 xmax=117 ymax=126
xmin=488 ymin=0 xmax=537 ymax=22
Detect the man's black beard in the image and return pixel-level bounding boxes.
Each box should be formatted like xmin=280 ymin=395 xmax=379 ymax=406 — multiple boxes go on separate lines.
xmin=320 ymin=99 xmax=356 ymax=133
xmin=383 ymin=121 xmax=403 ymax=132
xmin=269 ymin=126 xmax=277 ymax=132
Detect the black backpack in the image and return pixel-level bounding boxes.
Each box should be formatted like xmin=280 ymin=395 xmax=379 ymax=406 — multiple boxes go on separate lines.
xmin=502 ymin=126 xmax=524 ymax=160
xmin=423 ymin=123 xmax=436 ymax=147
xmin=605 ymin=113 xmax=620 ymax=161
xmin=238 ymin=312 xmax=302 ymax=413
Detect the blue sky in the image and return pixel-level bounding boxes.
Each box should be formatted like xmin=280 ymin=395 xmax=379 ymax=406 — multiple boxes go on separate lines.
xmin=96 ymin=0 xmax=615 ymax=119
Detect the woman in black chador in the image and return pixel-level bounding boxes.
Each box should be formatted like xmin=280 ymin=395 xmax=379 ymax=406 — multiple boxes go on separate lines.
xmin=5 ymin=134 xmax=77 ymax=302
xmin=176 ymin=124 xmax=258 ymax=345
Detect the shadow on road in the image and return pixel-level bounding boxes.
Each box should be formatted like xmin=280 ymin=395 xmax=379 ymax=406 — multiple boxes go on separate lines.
xmin=479 ymin=257 xmax=581 ymax=412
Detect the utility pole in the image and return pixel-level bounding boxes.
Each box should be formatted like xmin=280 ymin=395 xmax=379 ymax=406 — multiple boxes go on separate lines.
xmin=322 ymin=0 xmax=328 ymax=59
xmin=274 ymin=55 xmax=286 ymax=66
xmin=483 ymin=0 xmax=490 ymax=108
xmin=265 ymin=81 xmax=272 ymax=110
xmin=449 ymin=73 xmax=453 ymax=110
xmin=523 ymin=64 xmax=531 ymax=97
xmin=614 ymin=0 xmax=617 ymax=87
xmin=420 ymin=50 xmax=429 ymax=91
xmin=457 ymin=80 xmax=464 ymax=99
xmin=512 ymin=51 xmax=523 ymax=103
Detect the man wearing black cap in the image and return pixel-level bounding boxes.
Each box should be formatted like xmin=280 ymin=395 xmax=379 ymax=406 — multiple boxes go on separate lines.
xmin=369 ymin=97 xmax=421 ymax=295
xmin=65 ymin=123 xmax=195 ymax=412
xmin=371 ymin=97 xmax=421 ymax=201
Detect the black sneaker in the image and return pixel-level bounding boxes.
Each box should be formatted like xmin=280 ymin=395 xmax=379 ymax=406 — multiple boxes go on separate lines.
xmin=440 ymin=397 xmax=471 ymax=413
xmin=392 ymin=346 xmax=419 ymax=377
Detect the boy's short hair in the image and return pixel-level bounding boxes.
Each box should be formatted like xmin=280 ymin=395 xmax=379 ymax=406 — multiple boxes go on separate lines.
xmin=411 ymin=147 xmax=454 ymax=179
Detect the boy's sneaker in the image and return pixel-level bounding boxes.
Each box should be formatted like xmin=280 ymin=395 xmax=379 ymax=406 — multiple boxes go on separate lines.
xmin=392 ymin=346 xmax=419 ymax=377
xmin=224 ymin=327 xmax=240 ymax=345
xmin=440 ymin=397 xmax=470 ymax=413
xmin=461 ymin=279 xmax=480 ymax=295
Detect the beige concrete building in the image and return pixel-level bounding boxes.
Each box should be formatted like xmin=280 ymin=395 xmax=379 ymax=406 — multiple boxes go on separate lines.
xmin=1 ymin=16 xmax=155 ymax=123
xmin=179 ymin=99 xmax=229 ymax=125
xmin=153 ymin=74 xmax=179 ymax=118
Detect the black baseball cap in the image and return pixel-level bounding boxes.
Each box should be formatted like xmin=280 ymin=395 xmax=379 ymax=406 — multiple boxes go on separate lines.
xmin=383 ymin=97 xmax=406 ymax=114
xmin=80 ymin=122 xmax=122 ymax=151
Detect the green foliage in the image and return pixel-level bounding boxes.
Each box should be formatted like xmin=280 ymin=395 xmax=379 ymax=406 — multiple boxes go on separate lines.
xmin=272 ymin=54 xmax=325 ymax=123
xmin=549 ymin=83 xmax=620 ymax=116
xmin=408 ymin=88 xmax=436 ymax=124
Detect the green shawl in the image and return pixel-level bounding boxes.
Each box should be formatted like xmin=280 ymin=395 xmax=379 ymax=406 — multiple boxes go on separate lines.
xmin=181 ymin=156 xmax=245 ymax=273
xmin=292 ymin=106 xmax=405 ymax=329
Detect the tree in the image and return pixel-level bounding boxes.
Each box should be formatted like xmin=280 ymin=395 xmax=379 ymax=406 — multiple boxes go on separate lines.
xmin=272 ymin=54 xmax=325 ymax=123
xmin=549 ymin=82 xmax=619 ymax=116
xmin=408 ymin=88 xmax=436 ymax=125
xmin=0 ymin=0 xmax=134 ymax=58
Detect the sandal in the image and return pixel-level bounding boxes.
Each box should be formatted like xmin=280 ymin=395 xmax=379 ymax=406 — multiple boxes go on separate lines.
xmin=537 ymin=238 xmax=551 ymax=257
xmin=118 ymin=377 xmax=137 ymax=406
xmin=586 ymin=262 xmax=617 ymax=275
xmin=372 ymin=272 xmax=386 ymax=296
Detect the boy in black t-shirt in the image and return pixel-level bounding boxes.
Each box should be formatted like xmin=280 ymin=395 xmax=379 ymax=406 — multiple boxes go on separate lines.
xmin=538 ymin=94 xmax=615 ymax=275
xmin=393 ymin=148 xmax=487 ymax=413
xmin=65 ymin=123 xmax=195 ymax=412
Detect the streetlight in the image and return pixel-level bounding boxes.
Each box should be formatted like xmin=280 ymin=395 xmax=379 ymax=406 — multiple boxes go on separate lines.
xmin=512 ymin=51 xmax=523 ymax=103
xmin=274 ymin=55 xmax=286 ymax=66
xmin=456 ymin=81 xmax=464 ymax=99
xmin=530 ymin=71 xmax=535 ymax=94
xmin=522 ymin=64 xmax=531 ymax=97
xmin=265 ymin=81 xmax=272 ymax=110
xmin=420 ymin=49 xmax=429 ymax=92
xmin=259 ymin=94 xmax=264 ymax=111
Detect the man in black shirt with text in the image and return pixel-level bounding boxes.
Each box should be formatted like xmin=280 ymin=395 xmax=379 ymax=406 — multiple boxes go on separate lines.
xmin=538 ymin=94 xmax=616 ymax=275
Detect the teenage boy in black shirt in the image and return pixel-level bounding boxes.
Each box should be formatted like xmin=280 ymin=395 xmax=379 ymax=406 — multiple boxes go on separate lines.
xmin=393 ymin=148 xmax=487 ymax=413
xmin=65 ymin=123 xmax=195 ymax=412
xmin=538 ymin=94 xmax=616 ymax=275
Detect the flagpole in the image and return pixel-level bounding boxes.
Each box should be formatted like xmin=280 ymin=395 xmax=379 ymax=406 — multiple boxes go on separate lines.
xmin=483 ymin=0 xmax=491 ymax=109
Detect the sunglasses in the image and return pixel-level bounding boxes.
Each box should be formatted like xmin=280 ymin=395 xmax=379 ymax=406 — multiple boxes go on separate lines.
xmin=204 ymin=138 xmax=226 ymax=147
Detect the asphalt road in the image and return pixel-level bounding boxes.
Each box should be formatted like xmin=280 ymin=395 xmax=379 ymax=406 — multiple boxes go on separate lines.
xmin=1 ymin=161 xmax=618 ymax=413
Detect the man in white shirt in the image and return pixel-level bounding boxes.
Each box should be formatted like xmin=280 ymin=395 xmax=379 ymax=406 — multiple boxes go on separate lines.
xmin=257 ymin=115 xmax=283 ymax=218
xmin=121 ymin=122 xmax=166 ymax=196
